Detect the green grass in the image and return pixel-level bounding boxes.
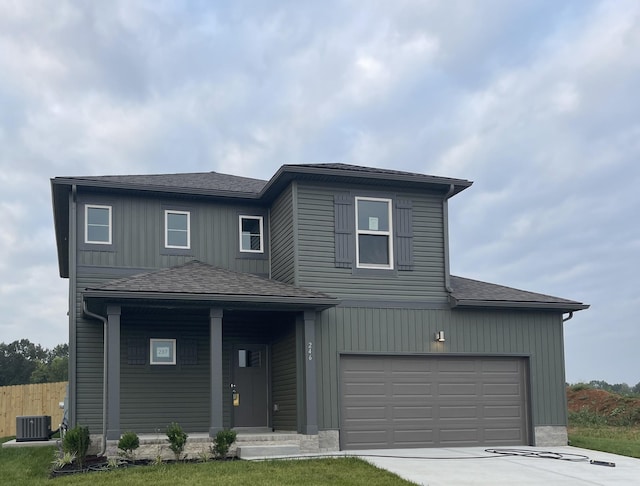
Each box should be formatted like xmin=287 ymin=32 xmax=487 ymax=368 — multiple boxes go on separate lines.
xmin=568 ymin=426 xmax=640 ymax=459
xmin=0 ymin=437 xmax=414 ymax=486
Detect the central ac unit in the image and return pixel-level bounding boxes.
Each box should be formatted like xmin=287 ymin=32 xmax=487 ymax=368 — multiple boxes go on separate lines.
xmin=16 ymin=415 xmax=51 ymax=442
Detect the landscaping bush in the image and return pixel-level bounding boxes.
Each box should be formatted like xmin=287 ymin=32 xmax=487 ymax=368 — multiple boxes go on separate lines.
xmin=166 ymin=422 xmax=188 ymax=460
xmin=118 ymin=431 xmax=140 ymax=460
xmin=211 ymin=429 xmax=237 ymax=459
xmin=62 ymin=425 xmax=91 ymax=468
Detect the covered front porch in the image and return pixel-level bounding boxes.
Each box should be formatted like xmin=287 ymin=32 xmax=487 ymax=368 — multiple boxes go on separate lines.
xmin=80 ymin=261 xmax=338 ymax=454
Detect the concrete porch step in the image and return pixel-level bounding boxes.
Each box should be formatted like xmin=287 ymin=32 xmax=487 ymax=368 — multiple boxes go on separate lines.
xmin=237 ymin=444 xmax=300 ymax=459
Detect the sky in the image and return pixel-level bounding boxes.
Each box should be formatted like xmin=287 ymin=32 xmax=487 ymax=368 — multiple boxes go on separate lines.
xmin=0 ymin=0 xmax=638 ymax=385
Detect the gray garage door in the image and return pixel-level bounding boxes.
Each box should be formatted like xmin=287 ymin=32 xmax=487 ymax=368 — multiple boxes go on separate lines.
xmin=340 ymin=355 xmax=529 ymax=450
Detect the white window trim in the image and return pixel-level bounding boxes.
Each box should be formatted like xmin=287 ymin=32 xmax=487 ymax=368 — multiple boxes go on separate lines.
xmin=239 ymin=215 xmax=264 ymax=253
xmin=165 ymin=210 xmax=191 ymax=249
xmin=355 ymin=197 xmax=394 ymax=269
xmin=150 ymin=338 xmax=176 ymax=365
xmin=85 ymin=204 xmax=112 ymax=245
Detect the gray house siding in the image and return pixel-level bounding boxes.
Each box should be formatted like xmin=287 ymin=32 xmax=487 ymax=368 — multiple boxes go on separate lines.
xmin=295 ymin=182 xmax=448 ymax=301
xmin=315 ymin=306 xmax=566 ymax=436
xmin=120 ymin=309 xmax=211 ymax=433
xmin=76 ymin=191 xmax=269 ymax=275
xmin=270 ymin=183 xmax=296 ymax=285
xmin=271 ymin=325 xmax=298 ymax=430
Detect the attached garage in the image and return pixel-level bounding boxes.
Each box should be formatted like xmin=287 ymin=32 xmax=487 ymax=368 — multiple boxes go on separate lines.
xmin=340 ymin=355 xmax=530 ymax=450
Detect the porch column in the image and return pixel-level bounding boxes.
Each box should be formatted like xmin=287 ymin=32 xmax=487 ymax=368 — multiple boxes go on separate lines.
xmin=106 ymin=305 xmax=121 ymax=440
xmin=209 ymin=307 xmax=223 ymax=436
xmin=302 ymin=311 xmax=318 ymax=434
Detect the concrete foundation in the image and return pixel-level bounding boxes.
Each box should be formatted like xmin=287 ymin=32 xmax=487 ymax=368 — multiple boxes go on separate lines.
xmin=534 ymin=426 xmax=568 ymax=447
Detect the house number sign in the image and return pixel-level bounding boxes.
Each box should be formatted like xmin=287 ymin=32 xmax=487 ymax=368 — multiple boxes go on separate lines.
xmin=307 ymin=341 xmax=313 ymax=361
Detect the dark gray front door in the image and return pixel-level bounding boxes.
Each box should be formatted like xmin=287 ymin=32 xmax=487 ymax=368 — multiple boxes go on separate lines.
xmin=232 ymin=344 xmax=268 ymax=427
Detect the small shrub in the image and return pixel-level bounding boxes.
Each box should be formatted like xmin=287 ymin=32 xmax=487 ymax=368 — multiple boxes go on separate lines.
xmin=51 ymin=451 xmax=76 ymax=470
xmin=570 ymin=382 xmax=592 ymax=392
xmin=166 ymin=422 xmax=188 ymax=461
xmin=211 ymin=429 xmax=237 ymax=459
xmin=62 ymin=425 xmax=91 ymax=468
xmin=569 ymin=407 xmax=607 ymax=427
xmin=118 ymin=431 xmax=140 ymax=460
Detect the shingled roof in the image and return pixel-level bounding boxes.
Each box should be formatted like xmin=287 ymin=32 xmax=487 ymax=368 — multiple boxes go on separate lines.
xmin=83 ymin=260 xmax=339 ymax=310
xmin=449 ymin=276 xmax=588 ymax=312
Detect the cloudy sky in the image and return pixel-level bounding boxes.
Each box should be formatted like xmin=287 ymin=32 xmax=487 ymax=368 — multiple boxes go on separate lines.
xmin=1 ymin=0 xmax=638 ymax=385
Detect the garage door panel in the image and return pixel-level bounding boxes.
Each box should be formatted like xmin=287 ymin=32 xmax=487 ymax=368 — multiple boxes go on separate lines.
xmin=341 ymin=355 xmax=528 ymax=450
xmin=392 ymin=405 xmax=434 ymax=419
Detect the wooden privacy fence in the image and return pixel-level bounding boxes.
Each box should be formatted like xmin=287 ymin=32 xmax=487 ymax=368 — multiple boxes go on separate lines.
xmin=0 ymin=382 xmax=67 ymax=437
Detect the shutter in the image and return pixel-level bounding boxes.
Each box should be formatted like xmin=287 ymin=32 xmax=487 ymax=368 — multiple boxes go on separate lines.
xmin=334 ymin=194 xmax=354 ymax=268
xmin=395 ymin=199 xmax=413 ymax=270
xmin=127 ymin=338 xmax=146 ymax=365
xmin=180 ymin=339 xmax=198 ymax=365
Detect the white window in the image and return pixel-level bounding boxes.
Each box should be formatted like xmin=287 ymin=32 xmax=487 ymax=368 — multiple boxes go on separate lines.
xmin=85 ymin=205 xmax=112 ymax=244
xmin=150 ymin=338 xmax=176 ymax=365
xmin=239 ymin=215 xmax=263 ymax=253
xmin=355 ymin=197 xmax=393 ymax=269
xmin=165 ymin=210 xmax=190 ymax=249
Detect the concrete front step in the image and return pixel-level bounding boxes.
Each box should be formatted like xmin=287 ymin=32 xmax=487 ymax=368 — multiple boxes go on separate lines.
xmin=237 ymin=444 xmax=300 ymax=459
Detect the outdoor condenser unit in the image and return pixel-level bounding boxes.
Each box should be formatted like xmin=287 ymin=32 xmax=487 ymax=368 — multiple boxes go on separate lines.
xmin=16 ymin=415 xmax=51 ymax=442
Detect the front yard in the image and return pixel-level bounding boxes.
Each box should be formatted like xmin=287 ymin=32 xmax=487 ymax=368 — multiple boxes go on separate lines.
xmin=0 ymin=437 xmax=415 ymax=486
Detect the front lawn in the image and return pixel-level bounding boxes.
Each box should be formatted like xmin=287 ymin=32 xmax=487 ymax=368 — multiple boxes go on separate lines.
xmin=0 ymin=437 xmax=415 ymax=486
xmin=568 ymin=426 xmax=640 ymax=459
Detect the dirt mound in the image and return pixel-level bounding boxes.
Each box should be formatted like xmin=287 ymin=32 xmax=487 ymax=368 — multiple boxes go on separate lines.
xmin=567 ymin=387 xmax=640 ymax=426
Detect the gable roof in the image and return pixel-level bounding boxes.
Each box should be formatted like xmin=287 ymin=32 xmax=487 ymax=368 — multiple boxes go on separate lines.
xmin=83 ymin=260 xmax=339 ymax=310
xmin=449 ymin=275 xmax=588 ymax=312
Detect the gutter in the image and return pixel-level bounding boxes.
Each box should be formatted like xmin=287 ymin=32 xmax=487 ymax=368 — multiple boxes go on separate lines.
xmin=82 ymin=301 xmax=109 ymax=457
xmin=563 ymin=312 xmax=574 ymax=322
xmin=442 ymin=184 xmax=456 ymax=294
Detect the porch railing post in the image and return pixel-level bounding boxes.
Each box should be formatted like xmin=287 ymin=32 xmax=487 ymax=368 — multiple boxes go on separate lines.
xmin=302 ymin=310 xmax=318 ymax=435
xmin=209 ymin=307 xmax=223 ymax=436
xmin=106 ymin=304 xmax=121 ymax=440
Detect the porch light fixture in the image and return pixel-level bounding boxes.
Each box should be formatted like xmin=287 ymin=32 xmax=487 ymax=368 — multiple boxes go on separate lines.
xmin=435 ymin=331 xmax=445 ymax=342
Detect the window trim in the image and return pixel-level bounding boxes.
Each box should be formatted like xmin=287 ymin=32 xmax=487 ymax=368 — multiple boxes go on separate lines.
xmin=150 ymin=338 xmax=176 ymax=366
xmin=164 ymin=210 xmax=191 ymax=249
xmin=84 ymin=204 xmax=112 ymax=245
xmin=238 ymin=215 xmax=264 ymax=253
xmin=355 ymin=196 xmax=394 ymax=269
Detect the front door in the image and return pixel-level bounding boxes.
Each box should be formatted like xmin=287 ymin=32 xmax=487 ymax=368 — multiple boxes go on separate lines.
xmin=232 ymin=344 xmax=268 ymax=427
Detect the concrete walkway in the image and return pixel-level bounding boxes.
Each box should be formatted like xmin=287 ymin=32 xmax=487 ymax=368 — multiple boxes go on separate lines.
xmin=342 ymin=446 xmax=640 ymax=486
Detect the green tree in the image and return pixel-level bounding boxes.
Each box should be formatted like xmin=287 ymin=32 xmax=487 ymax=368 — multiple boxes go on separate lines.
xmin=0 ymin=340 xmax=69 ymax=386
xmin=0 ymin=339 xmax=47 ymax=386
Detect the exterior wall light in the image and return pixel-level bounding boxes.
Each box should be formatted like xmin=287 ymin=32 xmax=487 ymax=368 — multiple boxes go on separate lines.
xmin=435 ymin=331 xmax=445 ymax=342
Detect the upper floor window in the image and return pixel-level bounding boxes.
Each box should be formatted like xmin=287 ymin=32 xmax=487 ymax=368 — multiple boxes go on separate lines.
xmin=239 ymin=215 xmax=264 ymax=253
xmin=165 ymin=210 xmax=190 ymax=249
xmin=85 ymin=205 xmax=112 ymax=244
xmin=355 ymin=197 xmax=393 ymax=269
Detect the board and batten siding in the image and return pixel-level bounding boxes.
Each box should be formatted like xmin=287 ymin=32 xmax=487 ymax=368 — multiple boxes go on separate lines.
xmin=270 ymin=183 xmax=296 ymax=285
xmin=120 ymin=309 xmax=210 ymax=433
xmin=295 ymin=182 xmax=448 ymax=301
xmin=76 ymin=191 xmax=268 ymax=275
xmin=315 ymin=306 xmax=566 ymax=434
xmin=271 ymin=325 xmax=297 ymax=430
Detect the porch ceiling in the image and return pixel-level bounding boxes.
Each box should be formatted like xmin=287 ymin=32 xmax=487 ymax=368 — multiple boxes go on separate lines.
xmin=83 ymin=260 xmax=339 ymax=310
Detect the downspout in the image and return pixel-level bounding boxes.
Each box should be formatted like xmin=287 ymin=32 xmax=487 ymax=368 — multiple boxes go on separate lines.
xmin=83 ymin=300 xmax=109 ymax=457
xmin=562 ymin=312 xmax=574 ymax=322
xmin=442 ymin=184 xmax=456 ymax=294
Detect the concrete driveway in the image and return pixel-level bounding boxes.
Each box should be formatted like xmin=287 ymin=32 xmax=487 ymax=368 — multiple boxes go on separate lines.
xmin=343 ymin=446 xmax=640 ymax=486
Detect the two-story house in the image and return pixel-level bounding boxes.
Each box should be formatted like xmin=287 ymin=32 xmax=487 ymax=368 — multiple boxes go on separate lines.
xmin=51 ymin=163 xmax=587 ymax=455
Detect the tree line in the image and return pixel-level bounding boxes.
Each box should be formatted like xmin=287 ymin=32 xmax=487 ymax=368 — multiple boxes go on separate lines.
xmin=570 ymin=380 xmax=640 ymax=397
xmin=0 ymin=339 xmax=68 ymax=386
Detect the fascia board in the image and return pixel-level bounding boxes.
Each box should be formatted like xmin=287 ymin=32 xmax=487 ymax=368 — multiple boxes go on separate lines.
xmin=83 ymin=290 xmax=339 ymax=310
xmin=450 ymin=297 xmax=589 ymax=312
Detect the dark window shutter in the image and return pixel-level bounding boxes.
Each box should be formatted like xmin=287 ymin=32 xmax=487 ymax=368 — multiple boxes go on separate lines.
xmin=127 ymin=339 xmax=146 ymax=365
xmin=180 ymin=339 xmax=198 ymax=365
xmin=334 ymin=194 xmax=354 ymax=268
xmin=395 ymin=199 xmax=413 ymax=270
